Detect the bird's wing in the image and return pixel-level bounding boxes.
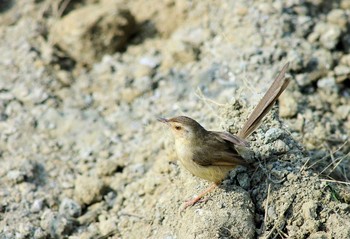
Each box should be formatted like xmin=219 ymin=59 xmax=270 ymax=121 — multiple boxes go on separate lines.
xmin=211 ymin=131 xmax=249 ymax=147
xmin=192 ymin=131 xmax=249 ymax=167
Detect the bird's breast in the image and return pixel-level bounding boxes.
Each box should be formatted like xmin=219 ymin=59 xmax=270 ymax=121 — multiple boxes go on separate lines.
xmin=174 ymin=140 xmax=231 ymax=183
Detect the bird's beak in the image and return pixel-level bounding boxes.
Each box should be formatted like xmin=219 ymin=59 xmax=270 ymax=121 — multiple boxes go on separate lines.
xmin=157 ymin=117 xmax=169 ymax=124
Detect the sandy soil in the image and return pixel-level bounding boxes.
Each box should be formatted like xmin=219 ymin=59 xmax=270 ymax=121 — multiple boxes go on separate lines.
xmin=0 ymin=0 xmax=349 ymax=238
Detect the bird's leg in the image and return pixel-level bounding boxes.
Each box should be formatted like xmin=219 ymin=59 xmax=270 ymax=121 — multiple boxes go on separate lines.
xmin=182 ymin=183 xmax=218 ymax=210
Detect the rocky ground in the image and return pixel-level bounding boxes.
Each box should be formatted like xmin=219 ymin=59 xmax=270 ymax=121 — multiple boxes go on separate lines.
xmin=0 ymin=0 xmax=350 ymax=238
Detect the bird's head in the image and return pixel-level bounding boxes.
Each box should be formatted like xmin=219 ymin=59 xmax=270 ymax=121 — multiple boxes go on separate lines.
xmin=158 ymin=116 xmax=206 ymax=143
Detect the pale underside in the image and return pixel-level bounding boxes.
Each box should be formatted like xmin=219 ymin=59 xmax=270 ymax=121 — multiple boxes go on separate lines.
xmin=175 ymin=131 xmax=249 ymax=183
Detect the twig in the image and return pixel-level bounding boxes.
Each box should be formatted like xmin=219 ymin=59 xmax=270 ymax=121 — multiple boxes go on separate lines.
xmin=320 ymin=179 xmax=350 ymax=185
xmin=263 ymin=183 xmax=271 ymax=232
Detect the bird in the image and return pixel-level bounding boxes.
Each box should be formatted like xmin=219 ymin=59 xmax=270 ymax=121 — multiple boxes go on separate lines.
xmin=158 ymin=63 xmax=290 ymax=209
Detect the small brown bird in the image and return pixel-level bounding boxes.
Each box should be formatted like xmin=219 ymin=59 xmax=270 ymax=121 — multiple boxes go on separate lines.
xmin=159 ymin=63 xmax=290 ymax=209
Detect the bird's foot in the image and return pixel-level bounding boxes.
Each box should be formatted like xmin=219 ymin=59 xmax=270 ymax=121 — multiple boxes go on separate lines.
xmin=181 ymin=196 xmax=209 ymax=211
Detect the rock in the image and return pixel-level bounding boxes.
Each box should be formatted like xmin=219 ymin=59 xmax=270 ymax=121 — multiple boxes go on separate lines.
xmin=237 ymin=172 xmax=250 ymax=189
xmin=176 ymin=187 xmax=255 ymax=238
xmin=7 ymin=170 xmax=25 ymax=184
xmin=31 ymin=198 xmax=45 ymax=213
xmin=326 ymin=214 xmax=350 ymax=238
xmin=96 ymin=159 xmax=120 ymax=176
xmin=267 ymin=206 xmax=277 ymax=220
xmin=98 ymin=216 xmax=118 ymax=236
xmin=50 ymin=4 xmax=137 ymax=65
xmin=341 ymin=0 xmax=350 ymax=9
xmin=139 ymin=55 xmax=161 ymax=69
xmin=274 ymin=139 xmax=290 ymax=154
xmin=74 ymin=175 xmax=105 ymax=205
xmin=335 ymin=105 xmax=350 ymax=120
xmin=33 ymin=227 xmax=47 ymax=239
xmin=308 ymin=232 xmax=328 ymax=239
xmin=172 ymin=25 xmax=210 ymax=48
xmin=334 ymin=65 xmax=350 ymax=75
xmin=302 ymin=201 xmax=317 ymax=219
xmin=295 ymin=73 xmax=311 ymax=86
xmin=319 ymin=24 xmax=342 ymax=50
xmin=59 ymin=198 xmax=82 ymax=218
xmin=295 ymin=16 xmax=314 ymax=37
xmin=264 ymin=127 xmax=285 ymax=143
xmin=334 ymin=65 xmax=350 ymax=82
xmin=313 ymin=48 xmax=333 ymax=70
xmin=40 ymin=210 xmax=76 ymax=238
xmin=340 ymin=54 xmax=350 ymax=66
xmin=317 ymin=77 xmax=338 ymax=92
xmin=327 ymin=9 xmax=347 ymax=29
xmin=308 ymin=21 xmax=342 ymax=50
xmin=279 ymin=91 xmax=299 ymax=117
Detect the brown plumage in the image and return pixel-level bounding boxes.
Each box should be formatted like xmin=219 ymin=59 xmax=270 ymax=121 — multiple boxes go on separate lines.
xmin=158 ymin=63 xmax=290 ymax=209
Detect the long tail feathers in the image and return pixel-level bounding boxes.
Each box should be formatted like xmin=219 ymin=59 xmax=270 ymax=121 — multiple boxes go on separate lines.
xmin=238 ymin=63 xmax=290 ymax=139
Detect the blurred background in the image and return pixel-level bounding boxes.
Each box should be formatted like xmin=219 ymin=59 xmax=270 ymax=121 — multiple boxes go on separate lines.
xmin=0 ymin=0 xmax=349 ymax=238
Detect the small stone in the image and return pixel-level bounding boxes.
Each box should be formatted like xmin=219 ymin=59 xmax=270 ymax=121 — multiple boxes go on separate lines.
xmin=50 ymin=4 xmax=136 ymax=65
xmin=274 ymin=140 xmax=289 ymax=154
xmin=7 ymin=170 xmax=25 ymax=184
xmin=31 ymin=199 xmax=45 ymax=213
xmin=33 ymin=227 xmax=47 ymax=239
xmin=336 ymin=105 xmax=350 ymax=120
xmin=320 ymin=24 xmax=342 ymax=50
xmin=313 ymin=48 xmax=333 ymax=70
xmin=334 ymin=65 xmax=350 ymax=76
xmin=341 ymin=0 xmax=350 ymax=9
xmin=74 ymin=175 xmax=105 ymax=205
xmin=172 ymin=26 xmax=210 ymax=48
xmin=264 ymin=128 xmax=285 ymax=143
xmin=139 ymin=56 xmax=161 ymax=69
xmin=129 ymin=163 xmax=146 ymax=175
xmin=279 ymin=91 xmax=298 ymax=117
xmin=267 ymin=206 xmax=277 ymax=220
xmin=40 ymin=210 xmax=76 ymax=238
xmin=317 ymin=77 xmax=338 ymax=91
xmin=302 ymin=201 xmax=318 ymax=220
xmin=286 ymin=173 xmax=298 ymax=182
xmin=340 ymin=54 xmax=350 ymax=66
xmin=134 ymin=65 xmax=154 ymax=78
xmin=295 ymin=73 xmax=311 ymax=86
xmin=98 ymin=217 xmax=118 ymax=236
xmin=59 ymin=198 xmax=82 ymax=218
xmin=96 ymin=159 xmax=120 ymax=176
xmin=327 ymin=9 xmax=347 ymax=29
xmin=308 ymin=232 xmax=328 ymax=239
xmin=237 ymin=173 xmax=250 ymax=190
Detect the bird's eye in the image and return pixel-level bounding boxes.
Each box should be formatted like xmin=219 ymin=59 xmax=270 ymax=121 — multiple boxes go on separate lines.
xmin=175 ymin=126 xmax=182 ymax=130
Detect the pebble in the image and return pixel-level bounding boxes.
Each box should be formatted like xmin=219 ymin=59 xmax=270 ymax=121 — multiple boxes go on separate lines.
xmin=59 ymin=198 xmax=82 ymax=218
xmin=74 ymin=175 xmax=105 ymax=205
xmin=334 ymin=65 xmax=350 ymax=76
xmin=267 ymin=206 xmax=277 ymax=220
xmin=317 ymin=77 xmax=338 ymax=91
xmin=33 ymin=227 xmax=47 ymax=239
xmin=327 ymin=9 xmax=347 ymax=29
xmin=264 ymin=128 xmax=285 ymax=143
xmin=40 ymin=210 xmax=76 ymax=238
xmin=96 ymin=159 xmax=120 ymax=176
xmin=98 ymin=217 xmax=118 ymax=236
xmin=31 ymin=199 xmax=45 ymax=213
xmin=279 ymin=91 xmax=299 ymax=117
xmin=320 ymin=24 xmax=342 ymax=50
xmin=274 ymin=139 xmax=290 ymax=154
xmin=50 ymin=4 xmax=136 ymax=65
xmin=302 ymin=201 xmax=317 ymax=220
xmin=237 ymin=173 xmax=250 ymax=190
xmin=7 ymin=170 xmax=25 ymax=184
